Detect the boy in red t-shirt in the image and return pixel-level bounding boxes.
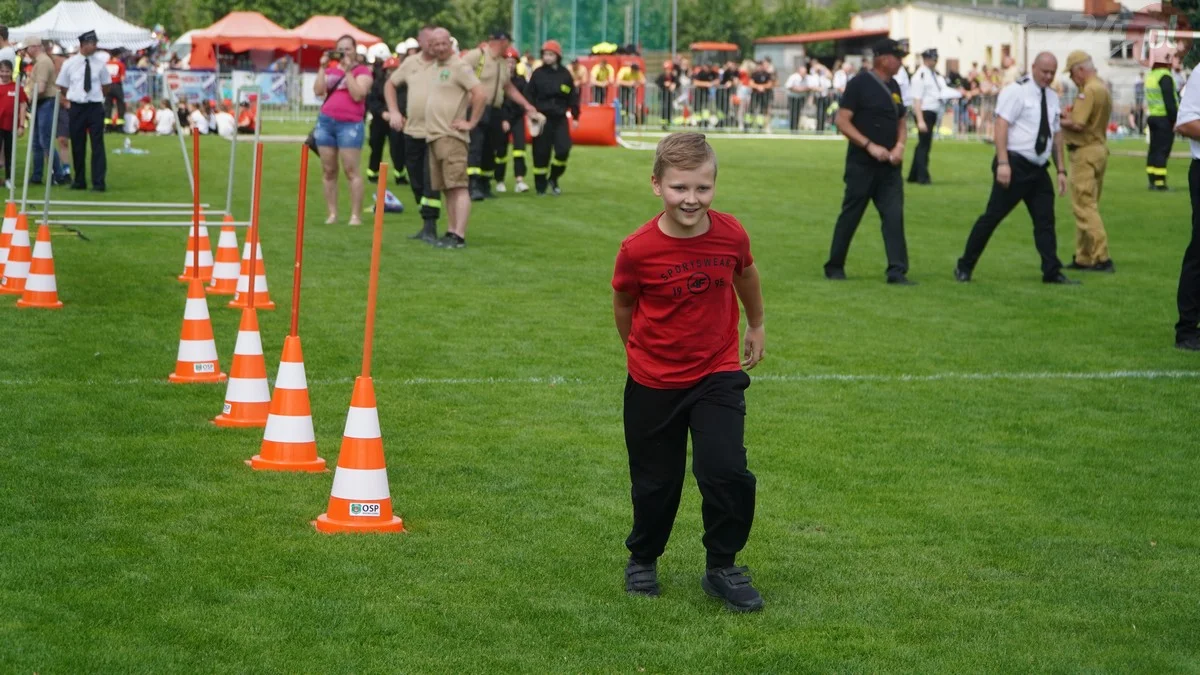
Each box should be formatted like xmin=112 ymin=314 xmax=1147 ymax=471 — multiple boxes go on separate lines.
xmin=0 ymin=58 xmax=29 ymax=185
xmin=611 ymin=132 xmax=766 ymax=612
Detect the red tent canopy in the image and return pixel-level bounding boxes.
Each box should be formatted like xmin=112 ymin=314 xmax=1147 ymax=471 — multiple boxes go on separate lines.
xmin=291 ymin=16 xmax=382 ymax=48
xmin=189 ymin=11 xmax=301 ymax=69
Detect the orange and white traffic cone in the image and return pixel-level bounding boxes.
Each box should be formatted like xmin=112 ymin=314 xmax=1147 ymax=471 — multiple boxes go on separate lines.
xmin=0 ymin=214 xmax=31 ymax=296
xmin=249 ymin=335 xmax=325 ymax=471
xmin=17 ymin=223 xmax=63 ymax=309
xmin=178 ymin=216 xmax=214 ymax=282
xmin=0 ymin=201 xmax=17 ymax=278
xmin=214 ymin=308 xmax=270 ymax=427
xmin=314 ymin=376 xmax=405 ymax=533
xmin=168 ymin=278 xmax=226 ymax=383
xmin=228 ymin=235 xmax=275 ymax=310
xmin=208 ymin=216 xmax=240 ymax=295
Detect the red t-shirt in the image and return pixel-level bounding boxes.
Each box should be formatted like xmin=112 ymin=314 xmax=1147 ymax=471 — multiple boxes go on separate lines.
xmin=0 ymin=82 xmax=29 ymax=132
xmin=612 ymin=210 xmax=754 ymax=389
xmin=106 ymin=59 xmax=126 ymax=83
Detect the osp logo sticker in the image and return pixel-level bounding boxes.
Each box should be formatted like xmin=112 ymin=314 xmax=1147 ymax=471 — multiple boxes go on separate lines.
xmin=349 ymin=503 xmax=381 ymax=517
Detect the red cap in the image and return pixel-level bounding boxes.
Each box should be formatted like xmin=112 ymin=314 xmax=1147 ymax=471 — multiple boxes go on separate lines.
xmin=384 ymin=56 xmax=400 ymax=69
xmin=541 ymin=40 xmax=562 ymax=57
xmin=504 ymin=47 xmax=519 ymax=59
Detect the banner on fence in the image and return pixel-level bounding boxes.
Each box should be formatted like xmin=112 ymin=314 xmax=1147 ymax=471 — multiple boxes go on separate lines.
xmin=231 ymin=71 xmax=289 ymax=105
xmin=301 ymin=73 xmax=322 ymax=107
xmin=124 ymin=69 xmax=150 ymax=103
xmin=165 ymin=70 xmax=218 ymax=103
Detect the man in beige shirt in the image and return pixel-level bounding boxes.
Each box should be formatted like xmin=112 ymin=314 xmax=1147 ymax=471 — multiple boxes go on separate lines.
xmin=422 ymin=28 xmax=486 ymax=249
xmin=385 ymin=26 xmax=442 ymax=242
xmin=24 ymin=35 xmax=68 ymax=185
xmin=999 ymin=55 xmax=1020 ymax=87
xmin=1060 ymin=51 xmax=1114 ymax=272
xmin=460 ymin=30 xmax=539 ymax=200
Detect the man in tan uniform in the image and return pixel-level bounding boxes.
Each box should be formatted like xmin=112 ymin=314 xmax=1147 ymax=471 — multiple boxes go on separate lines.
xmin=24 ymin=35 xmax=69 ymax=185
xmin=1060 ymin=50 xmax=1114 ymax=272
xmin=461 ymin=31 xmax=540 ymax=200
xmin=423 ymin=28 xmax=486 ymax=249
xmin=386 ymin=26 xmax=443 ymax=242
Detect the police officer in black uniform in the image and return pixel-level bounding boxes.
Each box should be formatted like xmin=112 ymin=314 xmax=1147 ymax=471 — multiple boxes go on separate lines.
xmin=525 ymin=39 xmax=580 ymax=196
xmin=824 ymin=39 xmax=913 ymax=285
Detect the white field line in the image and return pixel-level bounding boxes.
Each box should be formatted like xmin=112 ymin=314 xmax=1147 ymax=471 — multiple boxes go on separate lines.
xmin=0 ymin=370 xmax=1197 ymax=388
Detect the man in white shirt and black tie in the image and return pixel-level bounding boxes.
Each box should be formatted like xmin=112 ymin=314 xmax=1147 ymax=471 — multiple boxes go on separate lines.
xmin=954 ymin=52 xmax=1077 ymax=285
xmin=908 ymin=48 xmax=942 ymax=185
xmin=1171 ymin=63 xmax=1200 ymax=350
xmin=56 ymin=30 xmax=111 ymax=191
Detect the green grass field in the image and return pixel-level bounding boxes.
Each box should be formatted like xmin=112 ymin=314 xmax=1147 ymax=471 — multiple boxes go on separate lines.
xmin=2 ymin=133 xmax=1198 ymax=672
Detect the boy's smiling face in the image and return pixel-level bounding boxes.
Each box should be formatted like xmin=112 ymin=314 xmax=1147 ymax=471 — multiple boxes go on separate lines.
xmin=652 ymin=161 xmax=716 ymax=230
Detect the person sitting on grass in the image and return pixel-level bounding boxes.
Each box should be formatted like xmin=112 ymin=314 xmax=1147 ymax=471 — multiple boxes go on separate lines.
xmin=213 ymin=101 xmax=236 ymax=140
xmin=187 ymin=102 xmax=209 ymax=134
xmin=611 ymin=132 xmax=767 ymax=613
xmin=136 ymin=96 xmax=156 ymax=133
xmin=237 ymin=100 xmax=256 ymax=134
xmin=155 ymin=99 xmax=176 ymax=136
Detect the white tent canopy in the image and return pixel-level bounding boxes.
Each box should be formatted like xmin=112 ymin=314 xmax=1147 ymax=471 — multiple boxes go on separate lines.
xmin=10 ymin=1 xmax=157 ymax=51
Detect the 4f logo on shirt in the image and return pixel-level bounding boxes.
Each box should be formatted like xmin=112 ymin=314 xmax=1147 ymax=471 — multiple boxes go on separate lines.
xmin=440 ymin=69 xmax=451 ymax=81
xmin=560 ymin=84 xmax=571 ymax=94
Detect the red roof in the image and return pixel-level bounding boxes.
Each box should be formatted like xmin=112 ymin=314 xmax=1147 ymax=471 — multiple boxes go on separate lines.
xmin=291 ymin=16 xmax=382 ymax=48
xmin=754 ymin=28 xmax=889 ymax=46
xmin=190 ymin=12 xmax=301 ymax=68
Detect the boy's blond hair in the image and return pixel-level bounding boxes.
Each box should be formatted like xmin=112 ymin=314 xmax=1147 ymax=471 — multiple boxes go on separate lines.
xmin=653 ymin=132 xmax=718 ymax=180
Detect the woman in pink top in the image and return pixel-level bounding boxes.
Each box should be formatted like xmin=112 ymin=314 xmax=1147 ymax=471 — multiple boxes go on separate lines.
xmin=313 ymin=35 xmax=374 ymax=225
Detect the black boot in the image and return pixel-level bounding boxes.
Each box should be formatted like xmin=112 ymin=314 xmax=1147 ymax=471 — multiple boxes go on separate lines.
xmin=480 ymin=177 xmax=493 ymax=198
xmin=469 ymin=176 xmax=486 ymax=202
xmin=409 ymin=218 xmax=438 ymax=244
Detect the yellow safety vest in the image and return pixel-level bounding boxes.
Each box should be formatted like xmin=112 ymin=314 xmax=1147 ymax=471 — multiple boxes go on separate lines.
xmin=1146 ymin=68 xmax=1173 ymax=117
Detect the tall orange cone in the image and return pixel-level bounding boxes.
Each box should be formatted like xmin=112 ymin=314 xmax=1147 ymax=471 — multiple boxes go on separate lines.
xmin=168 ymin=278 xmax=226 ymax=383
xmin=178 ymin=215 xmax=214 ymax=282
xmin=213 ymin=308 xmax=270 ymax=427
xmin=315 ymin=376 xmax=404 ymax=532
xmin=0 ymin=214 xmax=31 ymax=296
xmin=228 ymin=235 xmax=275 ymax=310
xmin=0 ymin=201 xmax=17 ymax=277
xmin=17 ymin=223 xmax=63 ymax=309
xmin=208 ymin=216 xmax=240 ymax=295
xmin=249 ymin=335 xmax=325 ymax=471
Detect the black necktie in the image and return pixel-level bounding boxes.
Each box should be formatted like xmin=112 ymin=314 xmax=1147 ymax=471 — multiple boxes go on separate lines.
xmin=1035 ymin=86 xmax=1049 ymax=155
xmin=83 ymin=58 xmax=92 ymax=93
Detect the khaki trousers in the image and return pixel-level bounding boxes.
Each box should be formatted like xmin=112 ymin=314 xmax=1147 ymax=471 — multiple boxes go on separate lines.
xmin=1069 ymin=143 xmax=1110 ymax=266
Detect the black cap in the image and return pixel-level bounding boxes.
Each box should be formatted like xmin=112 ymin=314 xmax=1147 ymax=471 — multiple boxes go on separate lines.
xmin=78 ymin=30 xmax=98 ymax=44
xmin=488 ymin=30 xmax=512 ymax=42
xmin=871 ymin=38 xmax=907 ymax=59
xmin=921 ymin=48 xmax=938 ymax=59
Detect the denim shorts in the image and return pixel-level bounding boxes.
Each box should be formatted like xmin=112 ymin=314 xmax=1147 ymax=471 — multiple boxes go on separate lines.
xmin=313 ymin=113 xmax=364 ymax=149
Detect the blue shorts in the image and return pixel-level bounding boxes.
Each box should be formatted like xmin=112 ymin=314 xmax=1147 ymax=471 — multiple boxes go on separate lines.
xmin=313 ymin=113 xmax=364 ymax=149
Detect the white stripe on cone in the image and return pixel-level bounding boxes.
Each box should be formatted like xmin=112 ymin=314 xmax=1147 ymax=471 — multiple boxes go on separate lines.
xmin=224 ymin=377 xmax=270 ymax=403
xmin=235 ymin=275 xmax=270 ymax=293
xmin=9 ymin=230 xmax=29 ymax=248
xmin=183 ymin=297 xmax=210 ymax=320
xmin=31 ymin=240 xmax=51 ymax=258
xmin=177 ymin=339 xmax=219 ymax=362
xmin=2 ymin=261 xmax=29 ymax=280
xmin=329 ymin=466 xmax=391 ymax=500
xmin=184 ymin=250 xmax=215 ymax=266
xmin=241 ymin=242 xmax=264 ymax=259
xmin=263 ymin=414 xmax=316 ymax=443
xmin=25 ymin=274 xmax=56 ymax=292
xmin=343 ymin=406 xmax=382 ymax=439
xmin=1 ymin=216 xmax=14 ymax=232
xmin=233 ymin=330 xmax=263 ymax=356
xmin=212 ymin=261 xmax=240 ymax=277
xmin=274 ymin=360 xmax=307 ymax=390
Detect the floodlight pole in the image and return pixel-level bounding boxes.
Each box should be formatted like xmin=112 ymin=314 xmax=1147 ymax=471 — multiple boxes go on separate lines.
xmin=671 ymin=0 xmax=677 ymax=62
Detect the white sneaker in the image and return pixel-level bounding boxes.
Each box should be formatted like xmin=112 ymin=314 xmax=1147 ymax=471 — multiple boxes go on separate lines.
xmin=515 ymin=179 xmax=529 ymax=193
xmin=494 ymin=181 xmax=507 ymax=193
xmin=3 ymin=180 xmax=11 ymax=190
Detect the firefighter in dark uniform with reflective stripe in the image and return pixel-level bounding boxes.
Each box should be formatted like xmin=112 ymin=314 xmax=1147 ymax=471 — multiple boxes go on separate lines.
xmin=1146 ymin=55 xmax=1178 ymax=190
xmin=525 ymin=40 xmax=580 ymax=196
xmin=463 ymin=31 xmax=540 ymax=201
xmin=495 ymin=47 xmax=530 ymax=193
xmin=366 ymin=56 xmax=407 ymax=186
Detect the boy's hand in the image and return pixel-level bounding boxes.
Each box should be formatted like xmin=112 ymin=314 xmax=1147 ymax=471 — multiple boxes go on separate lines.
xmin=742 ymin=325 xmax=765 ymax=370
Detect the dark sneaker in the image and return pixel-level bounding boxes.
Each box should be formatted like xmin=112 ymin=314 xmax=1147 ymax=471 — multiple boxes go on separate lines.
xmin=1065 ymin=260 xmax=1092 ymax=270
xmin=1176 ymin=338 xmax=1200 ymax=351
xmin=549 ymin=179 xmax=561 ymax=196
xmin=887 ymin=275 xmax=917 ymax=286
xmin=366 ymin=171 xmax=379 ymax=183
xmin=52 ymin=175 xmax=72 ymax=186
xmin=1043 ymin=273 xmax=1080 ymax=285
xmin=824 ymin=267 xmax=846 ymax=281
xmin=480 ymin=179 xmax=493 ymax=198
xmin=69 ymin=183 xmax=87 ymax=190
xmin=953 ymin=266 xmax=972 ymax=283
xmin=625 ymin=559 xmax=660 ymax=597
xmin=435 ymin=233 xmax=466 ymax=249
xmin=701 ymin=566 xmax=763 ymax=613
xmin=1087 ymin=260 xmax=1115 ymax=273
